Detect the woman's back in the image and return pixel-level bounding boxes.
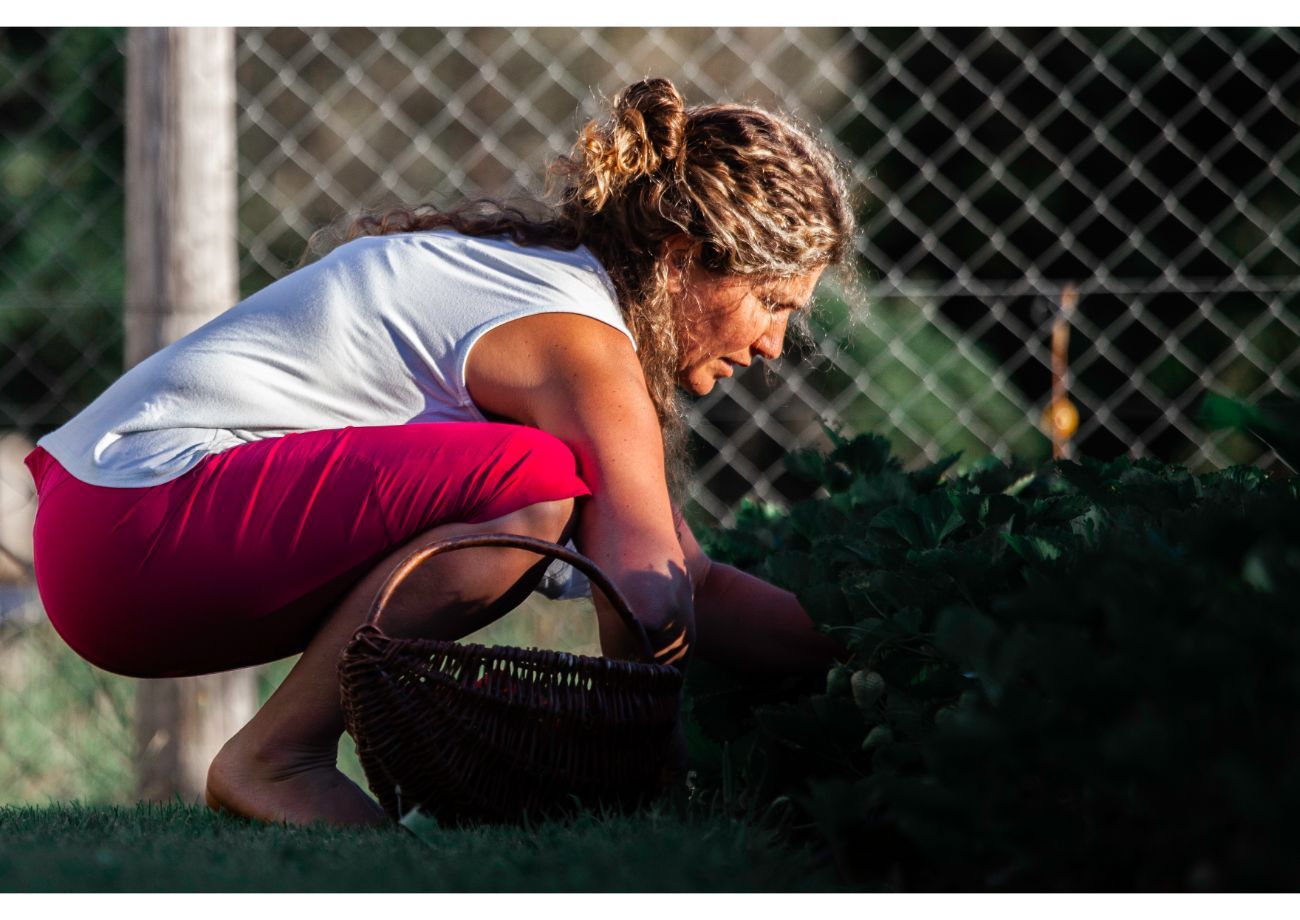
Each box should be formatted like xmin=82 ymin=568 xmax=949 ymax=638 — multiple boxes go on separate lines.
xmin=36 ymin=230 xmax=633 ymax=488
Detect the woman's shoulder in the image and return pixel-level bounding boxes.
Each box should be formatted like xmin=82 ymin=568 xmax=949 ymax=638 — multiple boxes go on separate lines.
xmin=465 ymin=310 xmax=646 ymax=429
xmin=319 ymin=230 xmax=634 ymax=356
xmin=402 ymin=231 xmax=627 ymax=333
xmin=410 ymin=230 xmax=613 ymax=294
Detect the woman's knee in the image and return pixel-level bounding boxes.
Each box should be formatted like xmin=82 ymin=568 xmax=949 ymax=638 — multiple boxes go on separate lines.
xmin=495 ymin=496 xmax=576 ymax=544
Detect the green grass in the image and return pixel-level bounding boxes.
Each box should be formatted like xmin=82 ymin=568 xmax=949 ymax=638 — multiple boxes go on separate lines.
xmin=0 ymin=801 xmax=843 ymax=892
xmin=0 ymin=597 xmax=845 ymax=891
xmin=1 ymin=589 xmax=846 ymax=892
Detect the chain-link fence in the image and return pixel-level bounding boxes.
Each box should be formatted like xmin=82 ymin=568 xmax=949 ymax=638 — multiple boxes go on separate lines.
xmin=2 ymin=26 xmax=1298 ymax=802
xmin=229 ymin=26 xmax=1300 ymax=521
xmin=1 ymin=28 xmax=132 ymax=804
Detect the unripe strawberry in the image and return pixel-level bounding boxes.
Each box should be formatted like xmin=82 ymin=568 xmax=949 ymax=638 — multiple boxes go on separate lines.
xmin=850 ymin=669 xmax=885 ymax=710
xmin=861 ymin=725 xmax=892 ymax=752
xmin=826 ymin=664 xmax=853 ymax=697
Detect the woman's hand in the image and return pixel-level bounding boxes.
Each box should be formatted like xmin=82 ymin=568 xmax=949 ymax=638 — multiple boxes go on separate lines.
xmin=676 ymin=517 xmax=848 ymax=676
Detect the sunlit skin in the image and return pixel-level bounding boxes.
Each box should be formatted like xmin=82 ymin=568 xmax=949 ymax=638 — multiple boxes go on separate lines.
xmin=672 ymin=265 xmax=826 ymax=396
xmin=204 ymin=247 xmax=844 ymax=828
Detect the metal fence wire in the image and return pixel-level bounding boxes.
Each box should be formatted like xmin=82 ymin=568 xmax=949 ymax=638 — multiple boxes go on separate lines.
xmin=2 ymin=29 xmax=133 ymax=808
xmin=5 ymin=27 xmax=1299 ymax=523
xmin=230 ymin=26 xmax=1300 ymax=522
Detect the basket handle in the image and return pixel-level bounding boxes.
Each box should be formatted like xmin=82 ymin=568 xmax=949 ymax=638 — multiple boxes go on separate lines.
xmin=362 ymin=532 xmax=652 ymax=660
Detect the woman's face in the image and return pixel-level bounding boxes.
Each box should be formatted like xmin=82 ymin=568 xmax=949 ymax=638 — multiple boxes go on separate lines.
xmin=673 ymin=265 xmax=825 ymax=396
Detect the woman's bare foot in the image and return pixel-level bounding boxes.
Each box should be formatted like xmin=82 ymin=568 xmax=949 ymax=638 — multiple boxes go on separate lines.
xmin=205 ymin=733 xmax=389 ymax=828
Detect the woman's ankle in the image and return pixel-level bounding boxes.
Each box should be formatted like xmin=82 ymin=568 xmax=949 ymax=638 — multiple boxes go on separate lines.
xmin=217 ymin=725 xmax=340 ymax=776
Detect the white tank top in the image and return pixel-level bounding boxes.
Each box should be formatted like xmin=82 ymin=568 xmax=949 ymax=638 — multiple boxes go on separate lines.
xmin=36 ymin=230 xmax=634 ymax=489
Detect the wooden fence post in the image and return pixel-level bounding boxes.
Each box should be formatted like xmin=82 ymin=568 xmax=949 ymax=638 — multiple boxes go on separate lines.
xmin=125 ymin=26 xmax=258 ymax=803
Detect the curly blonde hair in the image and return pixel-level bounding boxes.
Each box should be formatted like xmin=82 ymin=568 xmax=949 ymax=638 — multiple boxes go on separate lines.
xmin=312 ymin=77 xmax=856 ymax=492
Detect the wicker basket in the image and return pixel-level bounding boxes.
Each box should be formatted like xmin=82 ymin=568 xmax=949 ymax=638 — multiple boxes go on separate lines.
xmin=338 ymin=533 xmax=685 ymax=825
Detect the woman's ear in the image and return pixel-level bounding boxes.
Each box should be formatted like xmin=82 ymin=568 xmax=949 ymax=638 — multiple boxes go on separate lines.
xmin=663 ymin=234 xmax=697 ymax=295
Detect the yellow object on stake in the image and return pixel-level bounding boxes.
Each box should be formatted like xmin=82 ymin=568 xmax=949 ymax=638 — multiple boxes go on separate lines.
xmin=1043 ymin=397 xmax=1079 ymax=441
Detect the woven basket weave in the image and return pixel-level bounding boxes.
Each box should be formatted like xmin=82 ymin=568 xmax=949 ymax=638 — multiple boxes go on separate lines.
xmin=338 ymin=533 xmax=685 ymax=825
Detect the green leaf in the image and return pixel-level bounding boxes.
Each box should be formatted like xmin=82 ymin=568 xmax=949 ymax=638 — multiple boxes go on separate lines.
xmin=763 ymin=550 xmax=822 ymax=592
xmin=1001 ymin=533 xmax=1063 ymax=563
xmin=905 ymin=660 xmax=961 ymax=701
xmin=870 ymin=491 xmax=965 ymax=549
xmin=1026 ymin=494 xmax=1091 ymax=528
xmin=1002 ymin=471 xmax=1038 ymax=497
xmin=869 ymin=505 xmax=925 ymax=547
xmin=830 ymin=433 xmax=898 ymax=477
xmin=1054 ymin=460 xmax=1115 ymax=504
xmin=784 ymin=449 xmax=826 ymax=485
xmin=800 ymin=581 xmax=855 ymax=628
xmin=963 ymin=456 xmax=1035 ymax=495
xmin=848 ymin=469 xmax=915 ymax=512
xmin=980 ymin=493 xmax=1024 ymax=531
xmin=820 ymin=422 xmax=850 ymax=451
xmin=921 ymin=491 xmax=968 ymax=547
xmin=840 ymin=616 xmax=897 ymax=650
xmin=950 ymin=489 xmax=986 ymax=527
xmin=789 ymin=501 xmax=848 ymax=542
xmin=909 ymin=451 xmax=962 ymax=492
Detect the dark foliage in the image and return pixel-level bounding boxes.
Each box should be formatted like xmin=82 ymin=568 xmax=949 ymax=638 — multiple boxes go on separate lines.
xmin=687 ymin=430 xmax=1300 ymax=891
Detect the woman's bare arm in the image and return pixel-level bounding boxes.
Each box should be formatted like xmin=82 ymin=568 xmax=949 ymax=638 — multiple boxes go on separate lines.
xmin=465 ymin=312 xmax=694 ymax=667
xmin=675 ymin=517 xmax=847 ymax=676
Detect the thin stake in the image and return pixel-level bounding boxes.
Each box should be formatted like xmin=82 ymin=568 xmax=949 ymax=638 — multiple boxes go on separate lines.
xmin=1048 ymin=283 xmax=1079 ymax=460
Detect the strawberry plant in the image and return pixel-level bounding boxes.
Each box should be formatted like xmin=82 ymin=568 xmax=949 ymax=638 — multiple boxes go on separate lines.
xmin=685 ymin=430 xmax=1300 ymax=890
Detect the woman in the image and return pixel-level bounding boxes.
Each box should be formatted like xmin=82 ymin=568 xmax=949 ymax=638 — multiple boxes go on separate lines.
xmin=24 ymin=77 xmax=855 ymax=827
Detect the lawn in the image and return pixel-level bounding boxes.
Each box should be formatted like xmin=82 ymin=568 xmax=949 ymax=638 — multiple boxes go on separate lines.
xmin=0 ymin=800 xmax=843 ymax=892
xmin=1 ymin=593 xmax=846 ymax=892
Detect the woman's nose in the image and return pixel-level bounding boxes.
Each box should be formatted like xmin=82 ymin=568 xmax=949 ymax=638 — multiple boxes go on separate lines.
xmin=753 ymin=314 xmax=787 ymax=359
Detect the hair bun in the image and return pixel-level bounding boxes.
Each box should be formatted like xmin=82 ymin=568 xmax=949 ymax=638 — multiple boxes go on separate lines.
xmin=565 ymin=77 xmax=689 ymax=215
xmin=612 ymin=77 xmax=688 ymax=173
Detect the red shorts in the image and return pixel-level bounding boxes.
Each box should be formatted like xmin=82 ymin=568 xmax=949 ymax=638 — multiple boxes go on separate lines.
xmin=24 ymin=423 xmax=590 ymax=678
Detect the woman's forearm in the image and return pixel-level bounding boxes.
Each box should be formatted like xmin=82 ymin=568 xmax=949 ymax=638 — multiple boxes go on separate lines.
xmin=692 ymin=561 xmax=847 ymax=676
